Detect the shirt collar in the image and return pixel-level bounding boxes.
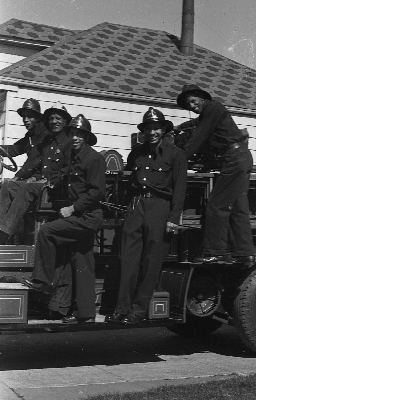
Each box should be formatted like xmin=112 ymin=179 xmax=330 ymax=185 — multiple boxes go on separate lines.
xmin=52 ymin=131 xmax=69 ymax=145
xmin=144 ymin=138 xmax=167 ymax=156
xmin=73 ymin=143 xmax=91 ymax=161
xmin=27 ymin=122 xmax=41 ymax=137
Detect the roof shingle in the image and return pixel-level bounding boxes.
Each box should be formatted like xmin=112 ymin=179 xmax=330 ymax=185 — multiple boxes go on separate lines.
xmin=0 ymin=20 xmax=255 ymax=110
xmin=0 ymin=18 xmax=79 ymax=44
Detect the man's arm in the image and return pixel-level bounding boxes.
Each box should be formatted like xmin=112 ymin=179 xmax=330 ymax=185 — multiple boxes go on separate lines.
xmin=15 ymin=146 xmax=43 ymax=181
xmin=176 ymin=117 xmax=199 ymax=131
xmin=1 ymin=136 xmax=29 ymax=159
xmin=124 ymin=149 xmax=137 ymax=171
xmin=167 ymin=149 xmax=188 ymax=225
xmin=72 ymin=156 xmax=106 ymax=213
xmin=184 ymin=102 xmax=224 ymax=158
xmin=12 ymin=126 xmax=52 ymax=180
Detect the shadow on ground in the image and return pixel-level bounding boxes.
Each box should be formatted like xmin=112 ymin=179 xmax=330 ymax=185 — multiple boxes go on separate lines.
xmin=0 ymin=325 xmax=255 ymax=370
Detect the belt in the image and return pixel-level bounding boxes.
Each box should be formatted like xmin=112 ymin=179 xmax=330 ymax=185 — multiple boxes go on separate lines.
xmin=134 ymin=190 xmax=159 ymax=199
xmin=133 ymin=189 xmax=171 ymax=201
xmin=141 ymin=191 xmax=155 ymax=198
xmin=132 ymin=191 xmax=155 ymax=198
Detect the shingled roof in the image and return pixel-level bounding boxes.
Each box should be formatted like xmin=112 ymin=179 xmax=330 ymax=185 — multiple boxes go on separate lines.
xmin=0 ymin=18 xmax=78 ymax=45
xmin=0 ymin=21 xmax=255 ymax=111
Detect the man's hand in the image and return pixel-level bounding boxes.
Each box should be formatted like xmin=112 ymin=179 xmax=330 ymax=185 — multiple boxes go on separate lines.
xmin=60 ymin=205 xmax=74 ymax=219
xmin=166 ymin=221 xmax=178 ymax=233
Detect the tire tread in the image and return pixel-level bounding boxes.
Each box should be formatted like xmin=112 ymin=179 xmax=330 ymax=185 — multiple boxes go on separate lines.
xmin=232 ymin=270 xmax=256 ymax=352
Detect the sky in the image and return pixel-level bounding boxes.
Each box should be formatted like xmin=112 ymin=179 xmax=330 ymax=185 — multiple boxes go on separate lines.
xmin=0 ymin=0 xmax=256 ymax=68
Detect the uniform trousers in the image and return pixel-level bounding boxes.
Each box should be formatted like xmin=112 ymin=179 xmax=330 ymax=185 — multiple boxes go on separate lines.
xmin=115 ymin=196 xmax=171 ymax=319
xmin=32 ymin=210 xmax=103 ymax=318
xmin=203 ymin=147 xmax=255 ymax=257
xmin=0 ymin=180 xmax=45 ymax=235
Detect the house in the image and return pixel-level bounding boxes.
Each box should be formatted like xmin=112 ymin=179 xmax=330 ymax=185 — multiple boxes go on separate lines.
xmin=0 ymin=19 xmax=256 ymax=178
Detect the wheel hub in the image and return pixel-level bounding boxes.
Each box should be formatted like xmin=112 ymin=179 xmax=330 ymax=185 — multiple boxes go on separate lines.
xmin=186 ymin=276 xmax=221 ymax=317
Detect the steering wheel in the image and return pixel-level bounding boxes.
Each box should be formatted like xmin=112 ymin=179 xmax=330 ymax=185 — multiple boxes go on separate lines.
xmin=0 ymin=145 xmax=18 ymax=175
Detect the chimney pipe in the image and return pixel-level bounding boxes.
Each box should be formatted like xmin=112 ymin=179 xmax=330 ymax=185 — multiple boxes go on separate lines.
xmin=180 ymin=0 xmax=194 ymax=56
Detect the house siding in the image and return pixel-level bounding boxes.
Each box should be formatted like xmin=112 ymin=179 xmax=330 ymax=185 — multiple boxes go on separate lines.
xmin=0 ymin=54 xmax=26 ymax=70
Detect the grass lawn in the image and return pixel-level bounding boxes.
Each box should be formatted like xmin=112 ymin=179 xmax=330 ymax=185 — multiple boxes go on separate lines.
xmin=83 ymin=373 xmax=256 ymax=400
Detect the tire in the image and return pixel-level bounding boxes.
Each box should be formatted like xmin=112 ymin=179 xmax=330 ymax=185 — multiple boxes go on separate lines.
xmin=167 ymin=314 xmax=223 ymax=337
xmin=232 ymin=270 xmax=256 ymax=352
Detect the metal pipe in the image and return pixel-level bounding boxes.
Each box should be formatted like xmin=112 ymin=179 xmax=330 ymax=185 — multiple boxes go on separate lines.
xmin=100 ymin=201 xmax=127 ymax=212
xmin=180 ymin=0 xmax=194 ymax=56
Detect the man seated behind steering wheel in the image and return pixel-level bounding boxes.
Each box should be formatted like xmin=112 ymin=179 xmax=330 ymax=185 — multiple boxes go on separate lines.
xmin=0 ymin=98 xmax=50 ymax=181
xmin=0 ymin=102 xmax=72 ymax=245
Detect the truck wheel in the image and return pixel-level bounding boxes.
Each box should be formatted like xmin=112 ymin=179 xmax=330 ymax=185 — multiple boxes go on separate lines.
xmin=232 ymin=270 xmax=256 ymax=352
xmin=167 ymin=314 xmax=223 ymax=337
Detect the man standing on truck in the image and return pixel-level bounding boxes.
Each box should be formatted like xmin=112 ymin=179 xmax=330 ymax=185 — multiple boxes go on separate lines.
xmin=0 ymin=102 xmax=72 ymax=245
xmin=24 ymin=114 xmax=106 ymax=324
xmin=174 ymin=84 xmax=255 ymax=264
xmin=105 ymin=107 xmax=187 ymax=325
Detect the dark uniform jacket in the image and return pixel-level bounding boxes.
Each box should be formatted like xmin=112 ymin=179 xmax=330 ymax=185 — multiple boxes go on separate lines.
xmin=125 ymin=139 xmax=187 ymax=225
xmin=178 ymin=99 xmax=244 ymax=158
xmin=32 ymin=131 xmax=72 ymax=187
xmin=2 ymin=122 xmax=51 ymax=180
xmin=68 ymin=144 xmax=106 ymax=215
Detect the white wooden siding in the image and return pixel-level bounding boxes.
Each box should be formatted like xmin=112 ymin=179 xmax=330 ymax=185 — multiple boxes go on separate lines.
xmin=3 ymin=87 xmax=256 ymax=179
xmin=0 ymin=54 xmax=26 ymax=71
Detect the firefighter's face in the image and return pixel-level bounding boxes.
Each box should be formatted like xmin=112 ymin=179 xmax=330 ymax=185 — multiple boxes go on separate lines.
xmin=48 ymin=113 xmax=67 ymax=134
xmin=143 ymin=122 xmax=165 ymax=145
xmin=69 ymin=128 xmax=87 ymax=151
xmin=22 ymin=112 xmax=39 ymax=130
xmin=185 ymin=95 xmax=205 ymax=114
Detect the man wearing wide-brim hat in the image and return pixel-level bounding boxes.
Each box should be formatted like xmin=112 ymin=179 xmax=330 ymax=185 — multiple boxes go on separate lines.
xmin=0 ymin=102 xmax=72 ymax=245
xmin=105 ymin=107 xmax=187 ymax=325
xmin=174 ymin=84 xmax=255 ymax=265
xmin=24 ymin=114 xmax=106 ymax=324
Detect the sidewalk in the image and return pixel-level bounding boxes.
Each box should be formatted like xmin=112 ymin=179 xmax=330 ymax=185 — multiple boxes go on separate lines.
xmin=1 ymin=373 xmax=249 ymax=400
xmin=0 ymin=326 xmax=256 ymax=400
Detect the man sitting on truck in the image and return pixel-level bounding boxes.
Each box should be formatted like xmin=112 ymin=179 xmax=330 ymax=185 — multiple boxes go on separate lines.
xmin=0 ymin=98 xmax=50 ymax=182
xmin=105 ymin=107 xmax=187 ymax=325
xmin=0 ymin=102 xmax=72 ymax=245
xmin=24 ymin=114 xmax=106 ymax=324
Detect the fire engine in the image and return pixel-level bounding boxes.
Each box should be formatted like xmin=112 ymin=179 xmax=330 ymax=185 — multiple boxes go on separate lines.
xmin=0 ymin=134 xmax=256 ymax=352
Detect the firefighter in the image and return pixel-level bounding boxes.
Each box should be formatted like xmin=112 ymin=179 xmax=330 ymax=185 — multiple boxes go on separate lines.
xmin=174 ymin=84 xmax=255 ymax=264
xmin=105 ymin=107 xmax=187 ymax=325
xmin=0 ymin=102 xmax=72 ymax=245
xmin=24 ymin=114 xmax=106 ymax=324
xmin=0 ymin=98 xmax=50 ymax=181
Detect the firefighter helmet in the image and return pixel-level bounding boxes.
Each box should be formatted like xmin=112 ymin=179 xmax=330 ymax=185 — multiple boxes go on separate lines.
xmin=137 ymin=107 xmax=173 ymax=133
xmin=17 ymin=98 xmax=42 ymax=118
xmin=43 ymin=102 xmax=72 ymax=129
xmin=65 ymin=114 xmax=97 ymax=145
